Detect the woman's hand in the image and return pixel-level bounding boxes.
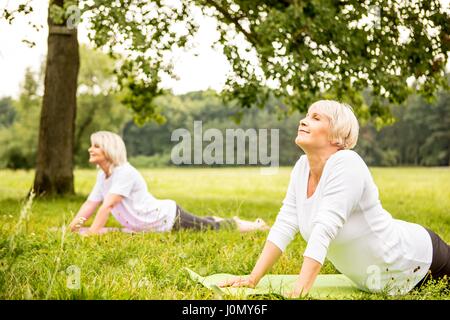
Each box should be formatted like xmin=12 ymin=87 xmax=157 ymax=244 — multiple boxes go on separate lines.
xmin=68 ymin=216 xmax=87 ymax=232
xmin=218 ymin=275 xmax=258 ymax=288
xmin=285 ymin=284 xmax=308 ymax=299
xmin=69 ymin=201 xmax=100 ymax=232
xmin=218 ymin=241 xmax=282 ymax=289
xmin=285 ymin=257 xmax=322 ymax=298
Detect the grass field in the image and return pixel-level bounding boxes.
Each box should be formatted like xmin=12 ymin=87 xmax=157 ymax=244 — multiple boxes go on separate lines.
xmin=1 ymin=167 xmax=449 ymax=300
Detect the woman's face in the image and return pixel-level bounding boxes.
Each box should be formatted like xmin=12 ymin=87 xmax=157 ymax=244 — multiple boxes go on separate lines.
xmin=88 ymin=142 xmax=108 ymax=165
xmin=295 ymin=107 xmax=333 ymax=151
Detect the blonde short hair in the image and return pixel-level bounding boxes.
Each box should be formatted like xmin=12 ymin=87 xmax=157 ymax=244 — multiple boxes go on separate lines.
xmin=90 ymin=131 xmax=127 ymax=174
xmin=309 ymin=100 xmax=359 ymax=150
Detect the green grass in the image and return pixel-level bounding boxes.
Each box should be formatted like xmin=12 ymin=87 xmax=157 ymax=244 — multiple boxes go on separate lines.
xmin=0 ymin=167 xmax=449 ymax=299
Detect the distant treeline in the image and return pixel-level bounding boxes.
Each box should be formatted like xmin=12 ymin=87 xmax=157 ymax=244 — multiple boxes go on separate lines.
xmin=121 ymin=89 xmax=450 ymax=167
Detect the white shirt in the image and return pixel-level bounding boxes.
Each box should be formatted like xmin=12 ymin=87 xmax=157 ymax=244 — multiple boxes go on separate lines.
xmin=88 ymin=163 xmax=177 ymax=232
xmin=267 ymin=150 xmax=432 ymax=295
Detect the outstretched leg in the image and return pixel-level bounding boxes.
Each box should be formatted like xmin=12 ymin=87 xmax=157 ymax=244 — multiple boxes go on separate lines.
xmin=415 ymin=228 xmax=450 ymax=289
xmin=172 ymin=204 xmax=270 ymax=233
xmin=172 ymin=205 xmax=236 ymax=231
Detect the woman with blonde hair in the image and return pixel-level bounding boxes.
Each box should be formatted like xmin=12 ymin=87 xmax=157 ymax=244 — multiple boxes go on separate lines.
xmin=220 ymin=100 xmax=450 ymax=296
xmin=68 ymin=131 xmax=269 ymax=235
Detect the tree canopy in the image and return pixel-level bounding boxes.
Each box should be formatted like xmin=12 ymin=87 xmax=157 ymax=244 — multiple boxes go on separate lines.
xmin=4 ymin=0 xmax=449 ymax=124
xmin=81 ymin=0 xmax=450 ymax=122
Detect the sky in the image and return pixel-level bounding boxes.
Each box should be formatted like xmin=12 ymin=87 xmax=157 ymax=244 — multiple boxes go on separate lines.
xmin=0 ymin=0 xmax=232 ymax=99
xmin=0 ymin=0 xmax=449 ymax=99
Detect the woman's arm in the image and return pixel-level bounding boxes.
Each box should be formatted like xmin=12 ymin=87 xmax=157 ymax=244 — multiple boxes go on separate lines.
xmin=288 ymin=153 xmax=363 ymax=297
xmin=68 ymin=200 xmax=100 ymax=232
xmin=288 ymin=257 xmax=322 ymax=297
xmin=302 ymin=153 xmax=364 ymax=269
xmin=219 ymin=161 xmax=303 ymax=288
xmin=219 ymin=240 xmax=282 ymax=287
xmin=248 ymin=241 xmax=283 ymax=286
xmin=87 ymin=194 xmax=124 ymax=235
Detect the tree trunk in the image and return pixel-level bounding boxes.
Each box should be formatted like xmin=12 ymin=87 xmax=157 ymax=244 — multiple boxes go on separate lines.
xmin=33 ymin=1 xmax=79 ymax=196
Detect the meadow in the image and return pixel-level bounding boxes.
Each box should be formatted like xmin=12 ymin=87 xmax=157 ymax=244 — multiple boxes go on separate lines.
xmin=1 ymin=167 xmax=449 ymax=300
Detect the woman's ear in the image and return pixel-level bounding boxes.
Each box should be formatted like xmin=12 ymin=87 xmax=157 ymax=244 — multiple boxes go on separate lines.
xmin=327 ymin=134 xmax=338 ymax=147
xmin=330 ymin=139 xmax=343 ymax=149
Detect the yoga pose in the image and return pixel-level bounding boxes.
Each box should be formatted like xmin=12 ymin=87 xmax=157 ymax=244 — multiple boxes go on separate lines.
xmin=68 ymin=131 xmax=269 ymax=235
xmin=220 ymin=100 xmax=450 ymax=296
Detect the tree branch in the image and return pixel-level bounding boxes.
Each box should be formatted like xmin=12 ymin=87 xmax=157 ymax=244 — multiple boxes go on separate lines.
xmin=203 ymin=0 xmax=259 ymax=46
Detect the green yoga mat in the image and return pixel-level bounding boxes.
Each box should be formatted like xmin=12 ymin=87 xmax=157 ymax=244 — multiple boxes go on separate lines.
xmin=184 ymin=267 xmax=364 ymax=299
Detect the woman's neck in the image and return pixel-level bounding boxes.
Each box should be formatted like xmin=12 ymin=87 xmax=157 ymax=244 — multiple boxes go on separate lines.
xmin=98 ymin=161 xmax=111 ymax=178
xmin=306 ymin=149 xmax=339 ymax=182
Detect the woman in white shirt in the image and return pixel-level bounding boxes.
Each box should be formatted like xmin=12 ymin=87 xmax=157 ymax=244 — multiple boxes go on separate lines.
xmin=68 ymin=131 xmax=269 ymax=235
xmin=220 ymin=100 xmax=450 ymax=296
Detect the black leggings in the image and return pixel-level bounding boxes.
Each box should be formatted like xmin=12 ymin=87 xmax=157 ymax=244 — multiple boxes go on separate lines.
xmin=415 ymin=228 xmax=450 ymax=289
xmin=172 ymin=205 xmax=236 ymax=231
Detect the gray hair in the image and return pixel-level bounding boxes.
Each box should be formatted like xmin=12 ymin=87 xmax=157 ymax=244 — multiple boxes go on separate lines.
xmin=309 ymin=100 xmax=359 ymax=150
xmin=90 ymin=131 xmax=127 ymax=174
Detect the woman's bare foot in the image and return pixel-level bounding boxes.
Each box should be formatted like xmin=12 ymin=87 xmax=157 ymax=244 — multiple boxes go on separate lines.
xmin=233 ymin=216 xmax=270 ymax=232
xmin=254 ymin=218 xmax=270 ymax=230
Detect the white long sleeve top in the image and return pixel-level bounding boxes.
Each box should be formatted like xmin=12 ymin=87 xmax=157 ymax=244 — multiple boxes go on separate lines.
xmin=267 ymin=150 xmax=432 ymax=295
xmin=88 ymin=163 xmax=177 ymax=232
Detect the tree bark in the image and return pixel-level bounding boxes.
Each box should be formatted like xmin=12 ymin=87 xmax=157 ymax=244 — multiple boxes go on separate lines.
xmin=33 ymin=1 xmax=79 ymax=196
